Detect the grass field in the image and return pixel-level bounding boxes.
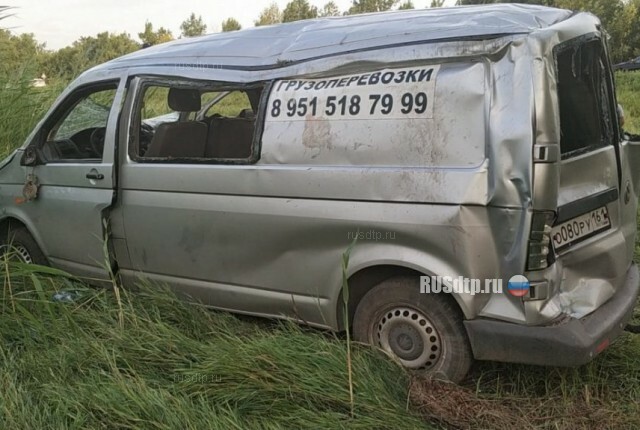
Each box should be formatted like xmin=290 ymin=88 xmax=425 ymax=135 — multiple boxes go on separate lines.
xmin=1 ymin=72 xmax=640 ymax=429
xmin=616 ymin=72 xmax=640 ymax=134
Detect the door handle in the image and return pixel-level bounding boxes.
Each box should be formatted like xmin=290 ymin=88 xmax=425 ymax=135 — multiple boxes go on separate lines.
xmin=86 ymin=171 xmax=104 ymax=180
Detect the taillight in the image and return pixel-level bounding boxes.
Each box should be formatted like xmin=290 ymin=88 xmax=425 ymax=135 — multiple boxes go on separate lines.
xmin=526 ymin=211 xmax=555 ymax=271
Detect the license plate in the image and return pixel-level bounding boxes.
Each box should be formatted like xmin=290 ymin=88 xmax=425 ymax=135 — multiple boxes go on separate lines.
xmin=551 ymin=207 xmax=611 ymax=251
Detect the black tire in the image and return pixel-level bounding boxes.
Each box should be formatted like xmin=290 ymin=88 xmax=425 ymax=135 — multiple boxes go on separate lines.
xmin=353 ymin=276 xmax=472 ymax=383
xmin=1 ymin=226 xmax=48 ymax=265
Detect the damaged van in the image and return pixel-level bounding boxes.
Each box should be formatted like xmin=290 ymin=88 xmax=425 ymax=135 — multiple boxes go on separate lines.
xmin=1 ymin=4 xmax=639 ymax=382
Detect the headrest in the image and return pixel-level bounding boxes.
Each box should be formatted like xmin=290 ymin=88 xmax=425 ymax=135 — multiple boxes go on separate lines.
xmin=168 ymin=88 xmax=201 ymax=112
xmin=238 ymin=108 xmax=255 ymax=119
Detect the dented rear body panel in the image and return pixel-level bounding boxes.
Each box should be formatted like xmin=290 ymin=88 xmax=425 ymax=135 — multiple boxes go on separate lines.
xmin=1 ymin=4 xmax=638 ymax=367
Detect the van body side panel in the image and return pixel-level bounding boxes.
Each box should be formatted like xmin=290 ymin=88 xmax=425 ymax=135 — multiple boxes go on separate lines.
xmin=114 ymin=57 xmax=534 ymax=328
xmin=116 ymin=183 xmax=526 ymax=327
xmin=261 ymin=63 xmax=485 ymax=170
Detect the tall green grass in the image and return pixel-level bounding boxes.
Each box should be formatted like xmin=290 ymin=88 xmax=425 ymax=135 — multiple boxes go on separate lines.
xmin=0 ymin=70 xmax=63 ymax=159
xmin=0 ymin=263 xmax=428 ymax=429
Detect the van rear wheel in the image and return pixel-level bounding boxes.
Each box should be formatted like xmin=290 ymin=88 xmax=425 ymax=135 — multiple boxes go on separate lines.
xmin=0 ymin=227 xmax=47 ymax=265
xmin=352 ymin=276 xmax=472 ymax=383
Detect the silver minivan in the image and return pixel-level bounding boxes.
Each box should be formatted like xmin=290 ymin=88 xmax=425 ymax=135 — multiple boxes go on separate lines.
xmin=1 ymin=4 xmax=639 ymax=382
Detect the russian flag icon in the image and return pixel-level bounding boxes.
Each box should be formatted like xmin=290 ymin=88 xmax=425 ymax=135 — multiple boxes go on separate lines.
xmin=507 ymin=275 xmax=530 ymax=297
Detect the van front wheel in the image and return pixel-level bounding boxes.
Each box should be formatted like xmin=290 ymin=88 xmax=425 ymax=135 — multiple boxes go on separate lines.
xmin=0 ymin=227 xmax=47 ymax=265
xmin=352 ymin=276 xmax=472 ymax=383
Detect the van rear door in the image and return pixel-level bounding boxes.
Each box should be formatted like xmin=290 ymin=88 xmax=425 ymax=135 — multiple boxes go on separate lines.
xmin=548 ymin=37 xmax=636 ymax=317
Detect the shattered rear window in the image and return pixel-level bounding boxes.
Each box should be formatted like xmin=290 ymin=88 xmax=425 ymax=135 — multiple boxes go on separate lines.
xmin=556 ymin=39 xmax=615 ymax=158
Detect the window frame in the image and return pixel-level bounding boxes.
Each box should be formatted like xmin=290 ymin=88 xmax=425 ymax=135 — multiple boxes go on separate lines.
xmin=128 ymin=76 xmax=269 ymax=165
xmin=33 ymin=80 xmax=120 ymax=164
xmin=553 ymin=33 xmax=620 ymax=160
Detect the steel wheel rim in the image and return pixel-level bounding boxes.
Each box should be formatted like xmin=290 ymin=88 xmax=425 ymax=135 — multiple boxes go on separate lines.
xmin=374 ymin=306 xmax=442 ymax=370
xmin=1 ymin=244 xmax=33 ymax=264
xmin=14 ymin=244 xmax=33 ymax=264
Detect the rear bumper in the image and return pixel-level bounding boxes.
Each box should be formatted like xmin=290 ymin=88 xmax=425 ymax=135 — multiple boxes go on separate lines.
xmin=464 ymin=264 xmax=639 ymax=366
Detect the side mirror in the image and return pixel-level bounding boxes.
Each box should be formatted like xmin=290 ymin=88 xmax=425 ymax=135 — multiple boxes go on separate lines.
xmin=20 ymin=146 xmax=41 ymax=166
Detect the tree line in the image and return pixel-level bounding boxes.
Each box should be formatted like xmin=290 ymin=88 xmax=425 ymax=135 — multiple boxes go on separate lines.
xmin=2 ymin=0 xmax=640 ymax=82
xmin=459 ymin=1 xmax=640 ymax=64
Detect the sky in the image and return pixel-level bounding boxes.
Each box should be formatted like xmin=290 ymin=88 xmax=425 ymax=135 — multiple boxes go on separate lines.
xmin=5 ymin=0 xmax=457 ymax=50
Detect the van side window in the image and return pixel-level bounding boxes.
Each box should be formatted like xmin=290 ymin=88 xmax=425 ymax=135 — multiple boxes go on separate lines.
xmin=556 ymin=40 xmax=615 ymax=158
xmin=134 ymin=83 xmax=262 ymax=163
xmin=40 ymin=84 xmax=117 ymax=162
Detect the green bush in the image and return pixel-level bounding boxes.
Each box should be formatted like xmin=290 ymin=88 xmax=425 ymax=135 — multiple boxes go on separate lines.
xmin=0 ymin=71 xmax=64 ymax=159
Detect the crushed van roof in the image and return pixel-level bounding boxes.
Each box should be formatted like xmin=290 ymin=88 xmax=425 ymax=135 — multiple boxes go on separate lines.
xmin=103 ymin=4 xmax=575 ymax=71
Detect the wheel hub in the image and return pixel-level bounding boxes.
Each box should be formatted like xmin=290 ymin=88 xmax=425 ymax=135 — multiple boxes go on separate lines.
xmin=388 ymin=323 xmax=424 ymax=361
xmin=376 ymin=307 xmax=442 ymax=370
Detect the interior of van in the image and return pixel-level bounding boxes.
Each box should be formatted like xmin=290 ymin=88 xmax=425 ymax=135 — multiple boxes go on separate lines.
xmin=137 ymin=85 xmax=262 ymax=162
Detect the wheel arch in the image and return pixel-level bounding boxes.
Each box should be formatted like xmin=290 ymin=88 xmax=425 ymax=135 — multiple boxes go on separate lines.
xmin=0 ymin=215 xmax=49 ymax=257
xmin=335 ymin=262 xmax=472 ymax=331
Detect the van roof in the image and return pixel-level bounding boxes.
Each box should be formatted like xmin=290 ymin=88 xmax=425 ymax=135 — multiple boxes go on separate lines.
xmin=102 ymin=4 xmax=575 ymax=72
